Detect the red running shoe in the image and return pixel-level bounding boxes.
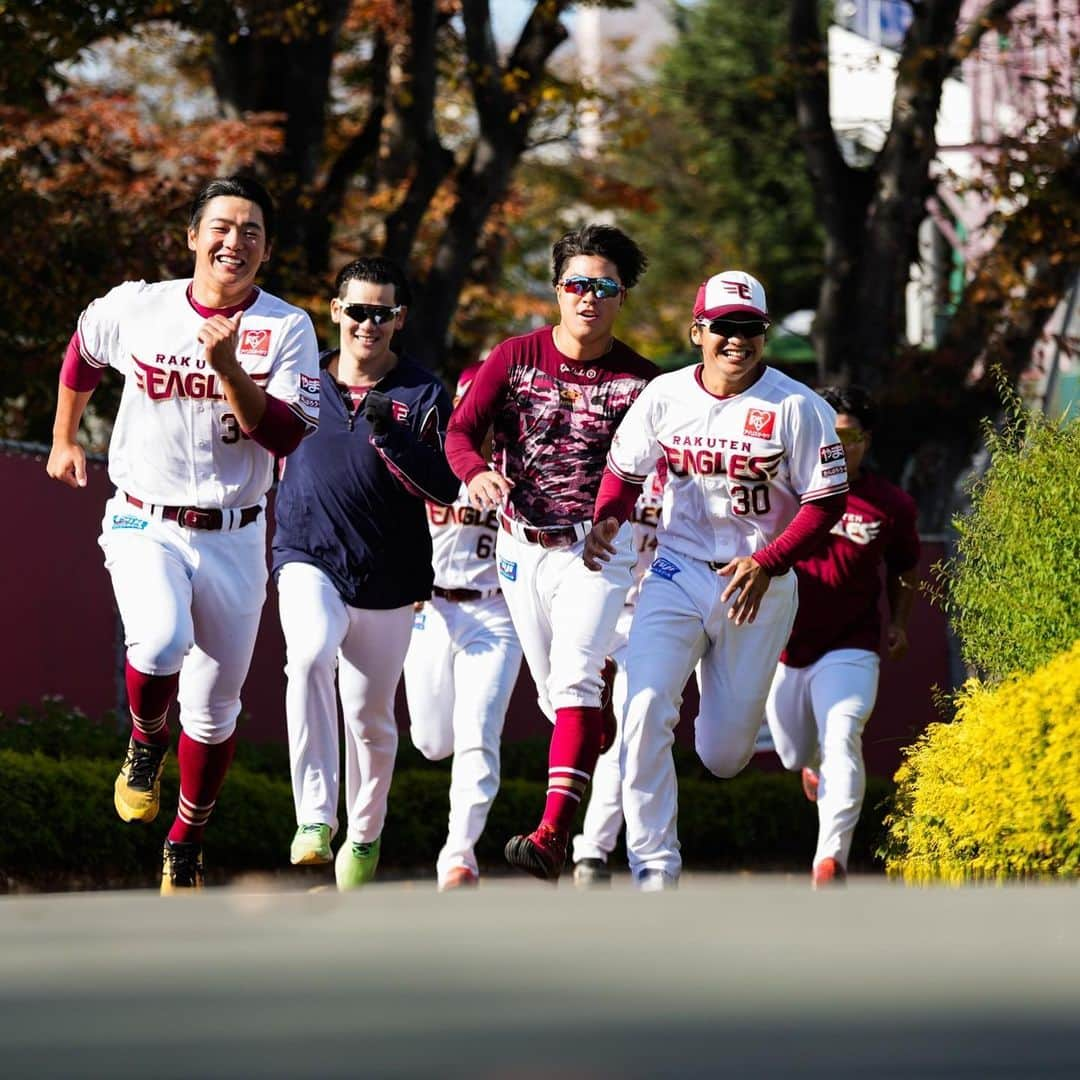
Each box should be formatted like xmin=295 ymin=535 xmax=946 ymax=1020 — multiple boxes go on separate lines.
xmin=812 ymin=857 xmax=847 ymax=889
xmin=504 ymin=823 xmax=568 ymax=882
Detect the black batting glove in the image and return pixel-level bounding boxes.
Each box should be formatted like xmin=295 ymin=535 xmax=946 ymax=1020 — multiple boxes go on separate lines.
xmin=363 ymin=390 xmax=394 ymax=436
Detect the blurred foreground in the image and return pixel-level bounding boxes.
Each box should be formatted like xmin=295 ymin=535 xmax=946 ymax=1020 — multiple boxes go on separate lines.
xmin=1 ymin=874 xmax=1077 ymax=1077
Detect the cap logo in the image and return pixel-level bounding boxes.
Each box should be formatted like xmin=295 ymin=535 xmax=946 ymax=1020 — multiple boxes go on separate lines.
xmin=724 ymin=281 xmax=753 ymax=300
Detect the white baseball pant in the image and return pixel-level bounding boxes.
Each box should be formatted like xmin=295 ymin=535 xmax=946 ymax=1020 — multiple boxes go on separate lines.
xmin=276 ymin=560 xmax=414 ymax=844
xmin=495 ymin=525 xmax=635 ymax=720
xmin=765 ymin=648 xmax=880 ymax=870
xmin=620 ymin=549 xmax=798 ymax=879
xmin=571 ymin=606 xmax=633 ymax=864
xmin=404 ymin=593 xmax=523 ymax=883
xmin=99 ymin=492 xmax=266 ymax=745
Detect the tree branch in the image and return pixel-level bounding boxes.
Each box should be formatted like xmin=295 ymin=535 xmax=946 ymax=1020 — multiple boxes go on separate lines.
xmin=788 ymin=0 xmax=856 ymax=230
xmin=949 ymin=0 xmax=1026 ymax=72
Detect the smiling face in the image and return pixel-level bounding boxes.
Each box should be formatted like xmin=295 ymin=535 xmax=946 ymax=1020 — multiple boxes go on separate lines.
xmin=187 ymin=195 xmax=270 ymax=307
xmin=554 ymin=254 xmax=624 ymax=357
xmin=330 ymin=278 xmax=405 ymax=372
xmin=691 ymin=319 xmax=767 ymax=396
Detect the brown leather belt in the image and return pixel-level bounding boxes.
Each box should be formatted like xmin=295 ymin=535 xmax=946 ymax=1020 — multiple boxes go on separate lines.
xmin=499 ymin=512 xmax=588 ymax=550
xmin=432 ymin=586 xmax=500 ymax=603
xmin=125 ymin=493 xmax=262 ymax=531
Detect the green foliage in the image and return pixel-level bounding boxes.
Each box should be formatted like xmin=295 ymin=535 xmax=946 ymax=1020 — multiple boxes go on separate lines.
xmin=603 ymin=0 xmax=823 ymax=360
xmin=933 ymin=381 xmax=1080 ymax=681
xmin=883 ymin=640 xmax=1080 ymax=882
xmin=0 ymin=704 xmax=892 ymax=889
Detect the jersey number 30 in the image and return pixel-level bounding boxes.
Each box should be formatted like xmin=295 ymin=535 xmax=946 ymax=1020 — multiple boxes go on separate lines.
xmin=730 ymin=483 xmax=771 ymax=516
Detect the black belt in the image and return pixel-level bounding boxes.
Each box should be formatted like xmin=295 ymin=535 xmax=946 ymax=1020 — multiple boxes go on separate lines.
xmin=432 ymin=586 xmax=499 ymax=603
xmin=499 ymin=513 xmax=585 ymax=550
xmin=125 ymin=493 xmax=262 ymax=531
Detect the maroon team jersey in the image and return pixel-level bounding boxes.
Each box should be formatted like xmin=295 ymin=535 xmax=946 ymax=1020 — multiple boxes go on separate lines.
xmin=781 ymin=470 xmax=920 ymax=668
xmin=445 ymin=326 xmax=656 ymax=528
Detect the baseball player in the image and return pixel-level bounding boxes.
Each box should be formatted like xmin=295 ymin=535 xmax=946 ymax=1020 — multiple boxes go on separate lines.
xmin=571 ymin=463 xmax=665 ymax=886
xmin=586 ymin=270 xmax=848 ymax=890
xmin=445 ymin=224 xmax=656 ymax=882
xmin=46 ymin=176 xmax=321 ymax=893
xmin=765 ymin=386 xmax=920 ymax=887
xmin=272 ymin=256 xmax=459 ymax=891
xmin=403 ymin=365 xmax=525 ymax=891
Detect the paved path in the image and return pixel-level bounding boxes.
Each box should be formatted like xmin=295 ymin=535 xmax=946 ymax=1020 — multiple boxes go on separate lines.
xmin=1 ymin=875 xmax=1078 ymax=1077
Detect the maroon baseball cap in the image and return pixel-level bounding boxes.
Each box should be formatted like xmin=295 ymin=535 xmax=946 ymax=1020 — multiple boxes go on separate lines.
xmin=693 ymin=270 xmax=769 ymax=321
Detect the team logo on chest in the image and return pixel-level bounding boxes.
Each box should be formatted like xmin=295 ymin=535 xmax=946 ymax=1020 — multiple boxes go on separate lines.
xmin=239 ymin=328 xmax=272 ymax=356
xmin=832 ymin=515 xmax=883 ymax=545
xmin=133 ymin=356 xmax=269 ymax=401
xmin=744 ymin=408 xmax=776 ymax=439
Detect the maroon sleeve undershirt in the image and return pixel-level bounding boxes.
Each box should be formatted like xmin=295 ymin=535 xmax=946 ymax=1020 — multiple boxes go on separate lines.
xmin=245 ymin=394 xmax=308 ymax=456
xmin=593 ymin=466 xmax=643 ymax=525
xmin=59 ymin=332 xmax=104 ymax=392
xmin=444 ymin=346 xmax=511 ymax=484
xmin=751 ymin=492 xmax=845 ymax=575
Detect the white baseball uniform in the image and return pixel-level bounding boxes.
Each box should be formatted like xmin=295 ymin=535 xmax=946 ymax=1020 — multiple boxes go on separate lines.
xmin=83 ymin=279 xmax=319 ymax=743
xmin=571 ymin=467 xmax=664 ymax=866
xmin=608 ymin=363 xmax=847 ymax=879
xmin=403 ymin=486 xmax=524 ymax=884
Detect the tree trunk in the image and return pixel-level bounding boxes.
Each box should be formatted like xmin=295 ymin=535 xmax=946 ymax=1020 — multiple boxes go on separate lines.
xmin=208 ymin=0 xmax=351 ymax=268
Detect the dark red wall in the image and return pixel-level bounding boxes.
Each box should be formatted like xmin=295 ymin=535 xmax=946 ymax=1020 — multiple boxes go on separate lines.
xmin=3 ymin=449 xmax=950 ymax=778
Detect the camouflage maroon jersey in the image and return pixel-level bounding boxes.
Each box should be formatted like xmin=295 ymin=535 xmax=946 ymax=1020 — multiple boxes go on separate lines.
xmin=445 ymin=326 xmax=656 ymax=528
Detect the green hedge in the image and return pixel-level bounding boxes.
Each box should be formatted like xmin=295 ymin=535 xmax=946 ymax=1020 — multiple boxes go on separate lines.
xmin=933 ymin=387 xmax=1080 ymax=682
xmin=0 ymin=742 xmax=892 ymax=890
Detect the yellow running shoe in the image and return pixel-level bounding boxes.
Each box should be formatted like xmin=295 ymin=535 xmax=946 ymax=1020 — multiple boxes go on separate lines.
xmin=161 ymin=840 xmax=204 ymax=895
xmin=114 ymin=738 xmax=168 ymax=823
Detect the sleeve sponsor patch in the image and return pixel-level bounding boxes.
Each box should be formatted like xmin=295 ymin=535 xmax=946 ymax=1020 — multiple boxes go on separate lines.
xmin=822 ymin=464 xmax=846 ymax=477
xmin=239 ymin=328 xmax=272 ymax=356
xmin=820 ymin=442 xmax=845 ymax=464
xmin=498 ymin=557 xmax=518 ymax=582
xmin=299 ymin=372 xmax=320 ymax=395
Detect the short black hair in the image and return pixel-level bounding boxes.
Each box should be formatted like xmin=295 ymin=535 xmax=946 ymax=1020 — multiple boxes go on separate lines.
xmin=551 ymin=224 xmax=648 ymax=290
xmin=189 ymin=176 xmax=276 ymax=242
xmin=334 ymin=256 xmax=412 ymax=307
xmin=819 ymin=385 xmax=877 ymax=431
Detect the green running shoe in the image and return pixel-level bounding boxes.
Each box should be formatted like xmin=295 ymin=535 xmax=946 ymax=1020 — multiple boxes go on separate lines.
xmin=335 ymin=836 xmax=381 ymax=891
xmin=290 ymin=824 xmax=333 ymax=866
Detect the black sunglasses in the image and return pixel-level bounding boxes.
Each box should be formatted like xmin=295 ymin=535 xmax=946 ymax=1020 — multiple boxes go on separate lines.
xmin=342 ymin=303 xmax=401 ymax=325
xmin=699 ymin=317 xmax=769 ymax=338
xmin=559 ymin=276 xmax=624 ymax=300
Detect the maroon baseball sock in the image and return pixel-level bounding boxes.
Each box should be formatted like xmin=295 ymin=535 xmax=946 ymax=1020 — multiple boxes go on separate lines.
xmin=167 ymin=730 xmax=237 ymax=845
xmin=125 ymin=661 xmax=178 ymax=748
xmin=540 ymin=706 xmax=602 ymax=835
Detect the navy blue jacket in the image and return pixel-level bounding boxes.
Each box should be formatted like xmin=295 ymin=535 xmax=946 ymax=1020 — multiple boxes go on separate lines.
xmin=272 ymin=351 xmax=459 ymax=608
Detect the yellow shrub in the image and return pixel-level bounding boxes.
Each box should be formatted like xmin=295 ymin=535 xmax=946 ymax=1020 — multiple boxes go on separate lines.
xmin=884 ymin=639 xmax=1080 ymax=883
